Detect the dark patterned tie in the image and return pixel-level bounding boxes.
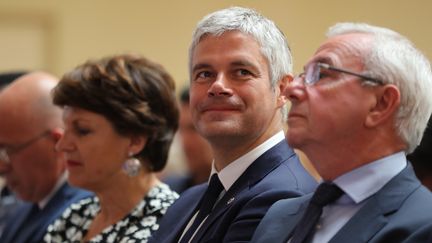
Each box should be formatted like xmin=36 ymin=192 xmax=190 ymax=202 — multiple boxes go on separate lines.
xmin=179 ymin=173 xmax=224 ymax=243
xmin=290 ymin=182 xmax=344 ymax=243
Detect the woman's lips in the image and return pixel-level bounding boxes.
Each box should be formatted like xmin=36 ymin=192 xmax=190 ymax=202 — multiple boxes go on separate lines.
xmin=66 ymin=160 xmax=82 ymax=167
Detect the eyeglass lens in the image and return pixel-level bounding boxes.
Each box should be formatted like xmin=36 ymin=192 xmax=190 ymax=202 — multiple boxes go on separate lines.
xmin=305 ymin=62 xmax=320 ymax=85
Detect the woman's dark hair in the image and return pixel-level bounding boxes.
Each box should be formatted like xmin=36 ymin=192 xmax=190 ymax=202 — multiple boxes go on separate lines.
xmin=52 ymin=54 xmax=179 ymax=172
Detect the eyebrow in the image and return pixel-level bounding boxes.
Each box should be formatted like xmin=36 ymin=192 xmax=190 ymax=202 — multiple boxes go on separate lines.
xmin=230 ymin=60 xmax=257 ymax=68
xmin=191 ymin=63 xmax=212 ymax=74
xmin=192 ymin=59 xmax=257 ymax=70
xmin=305 ymin=56 xmax=334 ymax=70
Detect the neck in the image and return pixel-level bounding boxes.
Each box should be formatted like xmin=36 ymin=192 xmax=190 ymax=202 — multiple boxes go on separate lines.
xmin=82 ymin=172 xmax=159 ymax=242
xmin=192 ymin=170 xmax=210 ymax=185
xmin=212 ymin=129 xmax=281 ymax=171
xmin=305 ymin=132 xmax=406 ymax=181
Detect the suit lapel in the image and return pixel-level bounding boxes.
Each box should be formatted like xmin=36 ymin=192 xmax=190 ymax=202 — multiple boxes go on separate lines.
xmin=167 ymin=185 xmax=206 ymax=242
xmin=330 ymin=164 xmax=420 ymax=243
xmin=329 ymin=197 xmax=388 ymax=243
xmin=192 ymin=141 xmax=295 ymax=242
xmin=27 ymin=183 xmax=71 ymax=241
xmin=249 ymin=195 xmax=311 ymax=243
xmin=0 ymin=202 xmax=34 ymax=242
xmin=3 ymin=184 xmax=71 ymax=243
xmin=272 ymin=196 xmax=311 ymax=242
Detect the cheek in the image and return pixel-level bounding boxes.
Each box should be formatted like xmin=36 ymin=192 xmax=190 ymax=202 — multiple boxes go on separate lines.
xmin=189 ymin=96 xmax=200 ymax=114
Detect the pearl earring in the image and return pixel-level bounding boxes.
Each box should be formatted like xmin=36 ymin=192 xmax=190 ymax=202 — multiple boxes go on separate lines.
xmin=122 ymin=152 xmax=141 ymax=177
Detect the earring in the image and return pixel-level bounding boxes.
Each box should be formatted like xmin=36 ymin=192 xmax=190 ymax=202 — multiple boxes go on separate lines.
xmin=122 ymin=152 xmax=141 ymax=177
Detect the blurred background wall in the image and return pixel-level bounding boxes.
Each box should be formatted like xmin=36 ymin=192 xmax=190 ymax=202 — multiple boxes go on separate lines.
xmin=1 ymin=0 xmax=431 ymax=88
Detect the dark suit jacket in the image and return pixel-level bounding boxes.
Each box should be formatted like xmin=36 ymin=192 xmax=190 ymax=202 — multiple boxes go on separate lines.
xmin=0 ymin=189 xmax=24 ymax=237
xmin=164 ymin=174 xmax=195 ymax=194
xmin=0 ymin=182 xmax=91 ymax=243
xmin=251 ymin=163 xmax=432 ymax=243
xmin=402 ymin=222 xmax=432 ymax=243
xmin=149 ymin=141 xmax=317 ymax=243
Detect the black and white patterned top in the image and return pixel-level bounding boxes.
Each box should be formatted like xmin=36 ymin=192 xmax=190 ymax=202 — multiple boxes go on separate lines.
xmin=43 ymin=183 xmax=178 ymax=243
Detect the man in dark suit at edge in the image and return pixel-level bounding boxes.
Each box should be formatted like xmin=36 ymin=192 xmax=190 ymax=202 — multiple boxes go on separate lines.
xmin=251 ymin=22 xmax=432 ymax=243
xmin=0 ymin=72 xmax=91 ymax=243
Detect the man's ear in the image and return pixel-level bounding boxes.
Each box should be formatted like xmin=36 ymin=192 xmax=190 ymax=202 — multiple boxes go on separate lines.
xmin=276 ymin=74 xmax=293 ymax=107
xmin=49 ymin=128 xmax=64 ymax=142
xmin=365 ymin=84 xmax=401 ymax=127
xmin=128 ymin=135 xmax=148 ymax=155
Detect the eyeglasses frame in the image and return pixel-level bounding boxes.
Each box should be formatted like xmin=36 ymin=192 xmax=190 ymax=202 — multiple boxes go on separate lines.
xmin=0 ymin=130 xmax=51 ymax=163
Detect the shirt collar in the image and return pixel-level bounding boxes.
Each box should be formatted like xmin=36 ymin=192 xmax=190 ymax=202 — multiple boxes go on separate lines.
xmin=210 ymin=131 xmax=285 ymax=191
xmin=333 ymin=151 xmax=407 ymax=204
xmin=38 ymin=172 xmax=68 ymax=209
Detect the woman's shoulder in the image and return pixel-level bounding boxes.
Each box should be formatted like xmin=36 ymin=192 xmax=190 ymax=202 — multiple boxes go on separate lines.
xmin=64 ymin=196 xmax=99 ymax=217
xmin=43 ymin=196 xmax=98 ymax=242
xmin=131 ymin=183 xmax=179 ymax=217
xmin=148 ymin=182 xmax=179 ymax=201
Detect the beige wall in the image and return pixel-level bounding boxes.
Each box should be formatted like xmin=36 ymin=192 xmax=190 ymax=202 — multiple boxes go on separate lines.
xmin=1 ymin=0 xmax=431 ymax=88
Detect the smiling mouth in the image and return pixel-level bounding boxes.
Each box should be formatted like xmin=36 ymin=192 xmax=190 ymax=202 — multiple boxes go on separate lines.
xmin=204 ymin=108 xmax=239 ymax=112
xmin=288 ymin=112 xmax=304 ymax=118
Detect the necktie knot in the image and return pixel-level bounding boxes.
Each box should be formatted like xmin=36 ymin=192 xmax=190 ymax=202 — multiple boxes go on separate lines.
xmin=310 ymin=182 xmax=344 ymax=207
xmin=207 ymin=173 xmax=224 ymax=199
xmin=290 ymin=181 xmax=344 ymax=243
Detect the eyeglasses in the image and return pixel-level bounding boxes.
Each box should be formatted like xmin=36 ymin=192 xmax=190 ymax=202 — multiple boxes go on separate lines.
xmin=0 ymin=131 xmax=50 ymax=163
xmin=298 ymin=62 xmax=384 ymax=86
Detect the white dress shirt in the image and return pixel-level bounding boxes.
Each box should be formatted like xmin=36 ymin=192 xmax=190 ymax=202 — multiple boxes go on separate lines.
xmin=38 ymin=172 xmax=68 ymax=209
xmin=179 ymin=131 xmax=285 ymax=242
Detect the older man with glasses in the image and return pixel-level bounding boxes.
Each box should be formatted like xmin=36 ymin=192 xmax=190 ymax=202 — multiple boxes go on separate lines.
xmin=251 ymin=22 xmax=432 ymax=243
xmin=0 ymin=72 xmax=91 ymax=243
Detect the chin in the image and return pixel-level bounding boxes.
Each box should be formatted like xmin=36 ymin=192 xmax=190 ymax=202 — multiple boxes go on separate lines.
xmin=200 ymin=121 xmax=240 ymax=134
xmin=286 ymin=133 xmax=305 ymax=149
xmin=67 ymin=177 xmax=87 ymax=190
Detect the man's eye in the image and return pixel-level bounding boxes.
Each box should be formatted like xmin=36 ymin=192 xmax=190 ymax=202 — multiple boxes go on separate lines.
xmin=297 ymin=72 xmax=305 ymax=79
xmin=236 ymin=69 xmax=252 ymax=76
xmin=318 ymin=68 xmax=336 ymax=80
xmin=196 ymin=71 xmax=212 ymax=79
xmin=318 ymin=72 xmax=329 ymax=79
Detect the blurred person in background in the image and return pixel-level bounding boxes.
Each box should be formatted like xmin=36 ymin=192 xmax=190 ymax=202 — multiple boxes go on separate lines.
xmin=0 ymin=71 xmax=27 ymax=237
xmin=0 ymin=71 xmax=27 ymax=89
xmin=407 ymin=115 xmax=432 ymax=190
xmin=0 ymin=71 xmax=91 ymax=243
xmin=43 ymin=54 xmax=179 ymax=243
xmin=164 ymin=86 xmax=213 ymax=194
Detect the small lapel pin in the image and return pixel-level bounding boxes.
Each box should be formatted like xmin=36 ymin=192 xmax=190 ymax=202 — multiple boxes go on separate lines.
xmin=227 ymin=197 xmax=235 ymax=205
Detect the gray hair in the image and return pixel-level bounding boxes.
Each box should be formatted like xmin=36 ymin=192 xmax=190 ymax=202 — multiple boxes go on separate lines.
xmin=189 ymin=6 xmax=293 ymax=120
xmin=327 ymin=23 xmax=432 ymax=153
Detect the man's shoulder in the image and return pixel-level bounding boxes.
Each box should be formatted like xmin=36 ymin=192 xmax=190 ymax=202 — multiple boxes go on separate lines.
xmin=387 ymin=183 xmax=432 ymax=221
xmin=167 ymin=182 xmax=207 ymax=204
xmin=163 ymin=174 xmax=193 ymax=194
xmin=247 ymin=141 xmax=317 ymax=195
xmin=43 ymin=184 xmax=93 ymax=225
xmin=56 ymin=183 xmax=93 ymax=203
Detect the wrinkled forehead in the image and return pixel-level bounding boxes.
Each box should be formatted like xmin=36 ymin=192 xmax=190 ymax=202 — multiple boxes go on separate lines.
xmin=307 ymin=33 xmax=372 ymax=69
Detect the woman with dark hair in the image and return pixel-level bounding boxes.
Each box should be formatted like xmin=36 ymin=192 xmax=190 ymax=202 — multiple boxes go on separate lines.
xmin=43 ymin=54 xmax=179 ymax=242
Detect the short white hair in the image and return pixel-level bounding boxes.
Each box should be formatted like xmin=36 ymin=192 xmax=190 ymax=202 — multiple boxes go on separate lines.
xmin=328 ymin=22 xmax=432 ymax=153
xmin=189 ymin=6 xmax=293 ymax=86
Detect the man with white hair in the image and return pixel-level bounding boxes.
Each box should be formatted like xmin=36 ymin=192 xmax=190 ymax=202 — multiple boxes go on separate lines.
xmin=251 ymin=22 xmax=432 ymax=243
xmin=150 ymin=6 xmax=317 ymax=243
xmin=0 ymin=72 xmax=91 ymax=243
